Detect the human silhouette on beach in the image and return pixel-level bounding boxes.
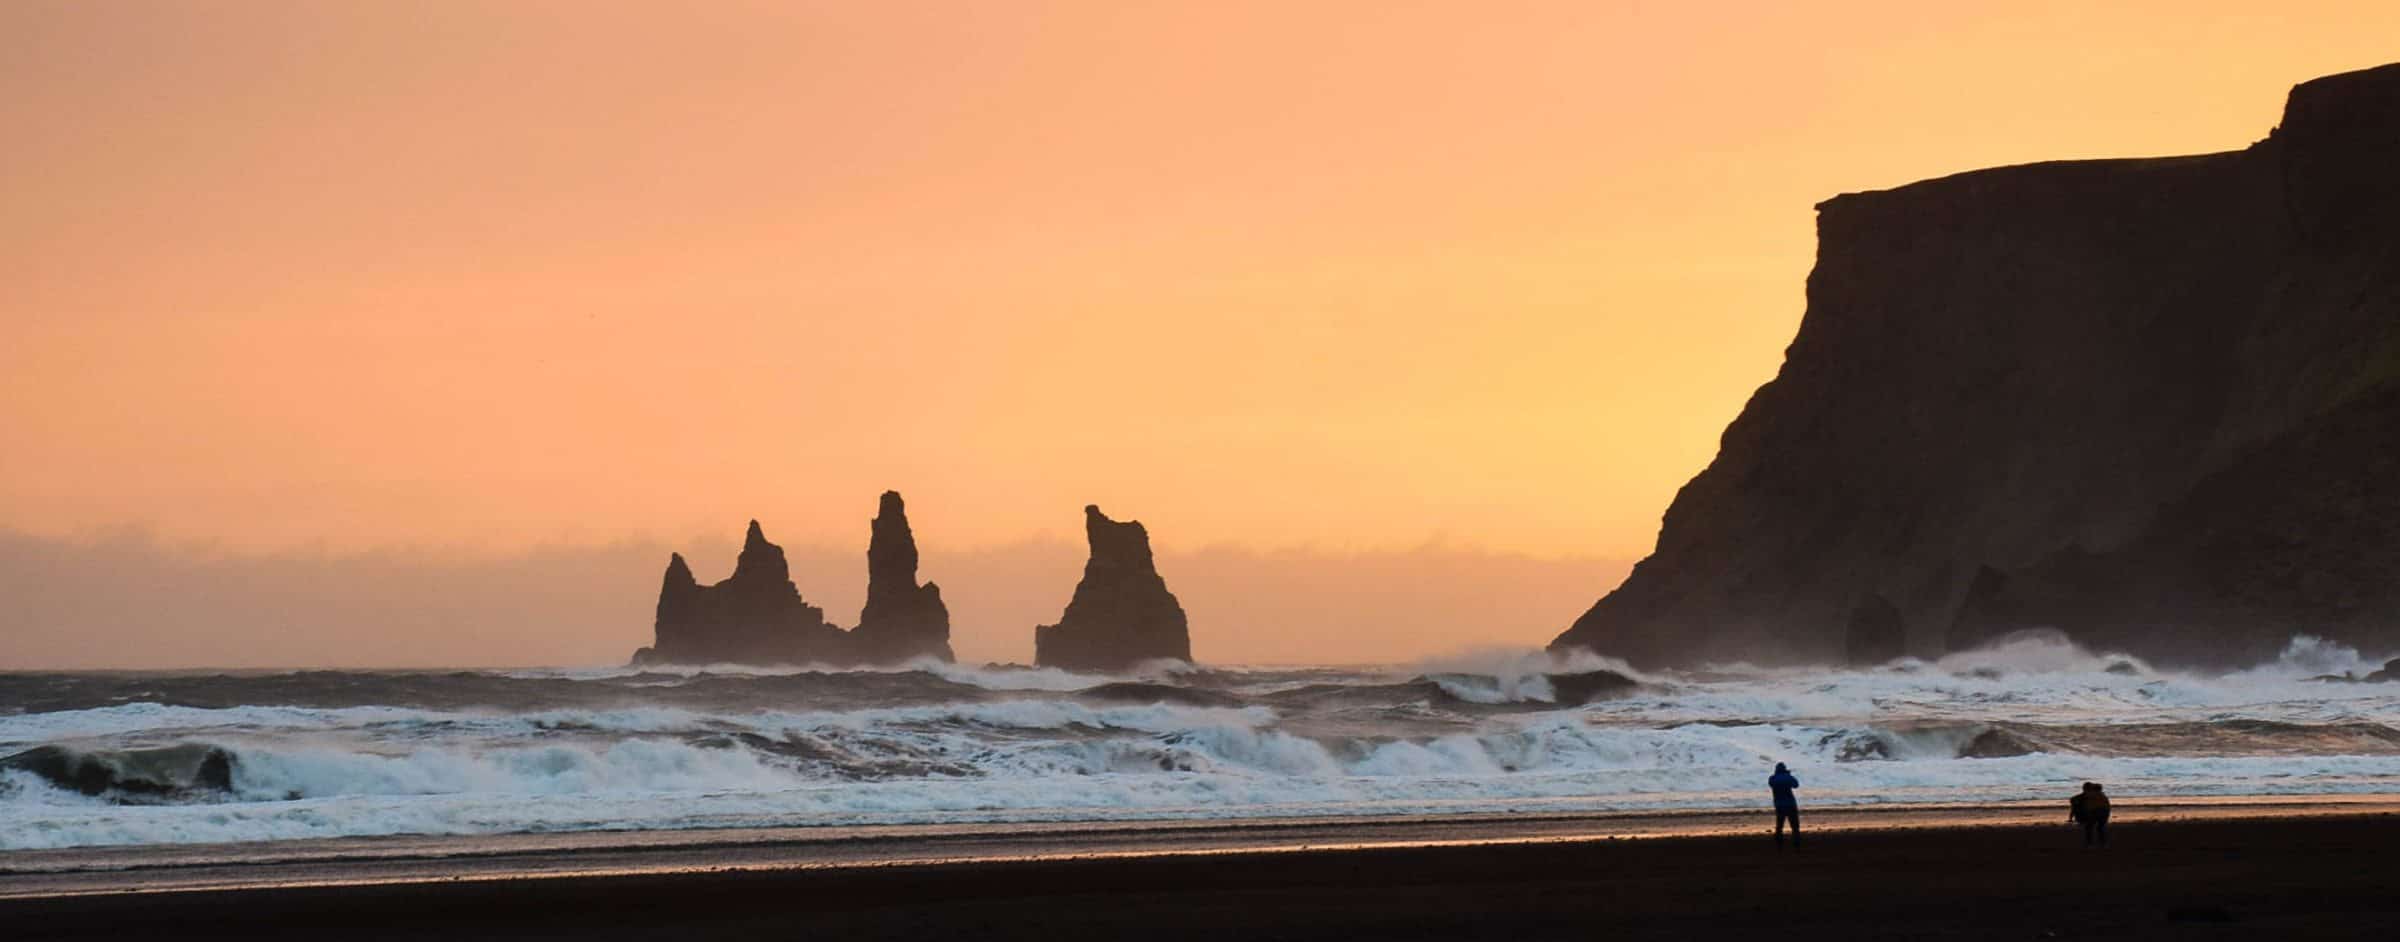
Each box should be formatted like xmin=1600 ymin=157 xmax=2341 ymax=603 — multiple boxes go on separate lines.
xmin=1769 ymin=762 xmax=1801 ymax=844
xmin=2069 ymin=781 xmax=2110 ymax=847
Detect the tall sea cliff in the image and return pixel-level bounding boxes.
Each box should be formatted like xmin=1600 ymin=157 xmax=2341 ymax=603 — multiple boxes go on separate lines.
xmin=1553 ymin=63 xmax=2400 ymax=668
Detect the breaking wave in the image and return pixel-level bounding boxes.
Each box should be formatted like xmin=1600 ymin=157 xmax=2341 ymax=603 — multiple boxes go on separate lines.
xmin=4 ymin=634 xmax=2397 ymax=850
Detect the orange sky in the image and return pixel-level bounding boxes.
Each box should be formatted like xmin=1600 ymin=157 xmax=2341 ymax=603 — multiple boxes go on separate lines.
xmin=4 ymin=1 xmax=2395 ymax=565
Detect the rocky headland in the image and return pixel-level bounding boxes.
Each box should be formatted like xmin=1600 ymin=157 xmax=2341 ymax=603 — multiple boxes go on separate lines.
xmin=1552 ymin=62 xmax=2400 ymax=668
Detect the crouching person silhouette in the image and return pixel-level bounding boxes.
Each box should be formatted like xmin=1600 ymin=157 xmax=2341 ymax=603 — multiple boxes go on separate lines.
xmin=1769 ymin=762 xmax=1801 ymax=845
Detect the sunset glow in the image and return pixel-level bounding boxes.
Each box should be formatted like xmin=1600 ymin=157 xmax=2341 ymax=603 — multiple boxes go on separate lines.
xmin=4 ymin=1 xmax=2394 ymax=664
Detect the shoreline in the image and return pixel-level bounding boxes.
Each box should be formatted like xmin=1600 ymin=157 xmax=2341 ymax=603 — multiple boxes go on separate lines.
xmin=10 ymin=806 xmax=2400 ymax=939
xmin=4 ymin=793 xmax=2400 ymax=898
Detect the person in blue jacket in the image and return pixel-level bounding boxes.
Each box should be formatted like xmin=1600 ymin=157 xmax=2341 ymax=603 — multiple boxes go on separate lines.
xmin=1769 ymin=762 xmax=1801 ymax=844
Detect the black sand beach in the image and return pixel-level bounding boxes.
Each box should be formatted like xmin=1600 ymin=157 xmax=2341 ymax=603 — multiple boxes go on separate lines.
xmin=9 ymin=801 xmax=2400 ymax=940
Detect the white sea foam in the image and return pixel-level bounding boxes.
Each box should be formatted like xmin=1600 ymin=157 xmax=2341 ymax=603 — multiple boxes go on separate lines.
xmin=6 ymin=635 xmax=2399 ymax=851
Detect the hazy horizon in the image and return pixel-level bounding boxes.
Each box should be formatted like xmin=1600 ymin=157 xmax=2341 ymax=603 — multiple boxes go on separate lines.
xmin=0 ymin=524 xmax=1628 ymax=668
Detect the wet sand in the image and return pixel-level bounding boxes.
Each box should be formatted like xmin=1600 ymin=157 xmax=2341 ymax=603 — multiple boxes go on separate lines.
xmin=8 ymin=801 xmax=2400 ymax=939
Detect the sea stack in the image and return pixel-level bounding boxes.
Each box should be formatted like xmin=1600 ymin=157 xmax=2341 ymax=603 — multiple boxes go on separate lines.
xmin=1550 ymin=62 xmax=2400 ymax=669
xmin=849 ymin=491 xmax=954 ymax=663
xmin=634 ymin=521 xmax=846 ymax=665
xmin=1034 ymin=505 xmax=1193 ymax=671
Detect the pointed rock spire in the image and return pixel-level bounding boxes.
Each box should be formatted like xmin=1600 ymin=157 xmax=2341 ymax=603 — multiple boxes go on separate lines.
xmin=729 ymin=520 xmax=791 ymax=588
xmin=1034 ymin=505 xmax=1192 ymax=671
xmin=656 ymin=552 xmax=699 ymax=623
xmin=634 ymin=521 xmax=840 ymax=665
xmin=853 ymin=491 xmax=954 ymax=663
xmin=866 ymin=493 xmax=920 ymax=606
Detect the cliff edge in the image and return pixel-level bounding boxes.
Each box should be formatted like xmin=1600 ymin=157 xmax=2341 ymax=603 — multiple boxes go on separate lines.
xmin=1551 ymin=63 xmax=2400 ymax=668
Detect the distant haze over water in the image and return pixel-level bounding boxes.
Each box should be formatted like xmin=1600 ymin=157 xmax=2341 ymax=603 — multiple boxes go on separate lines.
xmin=0 ymin=529 xmax=1624 ymax=669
